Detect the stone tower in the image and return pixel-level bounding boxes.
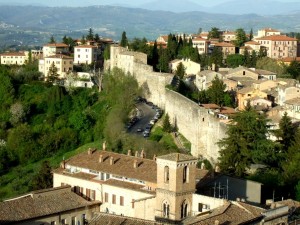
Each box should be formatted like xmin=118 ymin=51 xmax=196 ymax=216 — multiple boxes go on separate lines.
xmin=155 ymin=153 xmax=198 ymax=223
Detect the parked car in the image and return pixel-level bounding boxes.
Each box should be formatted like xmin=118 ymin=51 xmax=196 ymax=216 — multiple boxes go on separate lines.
xmin=136 ymin=127 xmax=143 ymax=132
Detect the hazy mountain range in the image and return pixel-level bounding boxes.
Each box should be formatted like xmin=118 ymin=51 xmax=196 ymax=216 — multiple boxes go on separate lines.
xmin=0 ymin=4 xmax=299 ymax=48
xmin=0 ymin=0 xmax=300 ymax=14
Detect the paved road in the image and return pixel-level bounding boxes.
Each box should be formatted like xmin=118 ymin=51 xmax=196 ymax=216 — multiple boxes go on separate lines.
xmin=128 ymin=102 xmax=157 ymax=136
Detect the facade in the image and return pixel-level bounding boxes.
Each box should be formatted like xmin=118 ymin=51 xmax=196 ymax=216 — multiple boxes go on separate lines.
xmin=192 ymin=37 xmax=208 ymax=54
xmin=256 ymin=28 xmax=281 ymax=39
xmin=214 ymin=42 xmax=236 ymax=58
xmin=195 ymin=70 xmax=224 ymax=90
xmin=237 ymin=87 xmax=268 ymax=110
xmin=255 ymin=35 xmax=298 ymax=59
xmin=39 ymin=54 xmax=73 ymax=80
xmin=169 ymin=58 xmax=201 ymax=76
xmin=74 ymin=45 xmax=101 ymax=65
xmin=221 ymin=31 xmax=236 ymax=42
xmin=0 ymin=51 xmax=28 ymax=65
xmin=42 ymin=43 xmax=69 ymax=58
xmin=226 ymin=66 xmax=259 ymax=80
xmin=0 ymin=186 xmax=100 ymax=225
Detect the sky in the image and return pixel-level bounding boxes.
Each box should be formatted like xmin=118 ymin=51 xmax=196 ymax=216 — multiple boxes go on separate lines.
xmin=0 ymin=0 xmax=297 ymax=8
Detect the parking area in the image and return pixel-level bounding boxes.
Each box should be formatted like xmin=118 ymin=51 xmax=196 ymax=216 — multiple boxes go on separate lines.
xmin=127 ymin=98 xmax=163 ymax=138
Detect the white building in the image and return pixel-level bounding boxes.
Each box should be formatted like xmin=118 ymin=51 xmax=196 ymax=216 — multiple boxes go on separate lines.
xmin=74 ymin=45 xmax=101 ymax=65
xmin=0 ymin=51 xmax=29 ymax=65
xmin=42 ymin=43 xmax=69 ymax=58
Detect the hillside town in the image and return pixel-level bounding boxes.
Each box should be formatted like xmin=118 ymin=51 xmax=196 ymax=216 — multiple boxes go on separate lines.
xmin=1 ymin=27 xmax=300 ymax=225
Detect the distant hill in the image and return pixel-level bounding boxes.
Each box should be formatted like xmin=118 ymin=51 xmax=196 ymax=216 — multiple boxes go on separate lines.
xmin=0 ymin=5 xmax=299 ymax=47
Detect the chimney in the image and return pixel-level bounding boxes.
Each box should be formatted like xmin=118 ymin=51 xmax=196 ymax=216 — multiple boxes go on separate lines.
xmin=176 ymin=153 xmax=180 ymax=161
xmin=99 ymin=155 xmax=103 ymax=163
xmin=60 ymin=160 xmax=66 ymax=169
xmin=201 ymin=162 xmax=206 ymax=170
xmin=110 ymin=156 xmax=114 ymax=165
xmin=128 ymin=149 xmax=132 ymax=156
xmin=102 ymin=141 xmax=106 ymax=151
xmin=141 ymin=149 xmax=145 ymax=158
xmin=134 ymin=160 xmax=138 ymax=168
xmin=135 ymin=151 xmax=139 ymax=157
xmin=153 ymin=154 xmax=157 ymax=161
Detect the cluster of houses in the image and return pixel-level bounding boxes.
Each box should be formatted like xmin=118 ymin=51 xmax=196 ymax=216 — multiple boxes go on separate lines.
xmin=156 ymin=28 xmax=300 ymax=61
xmin=1 ymin=146 xmax=299 ymax=224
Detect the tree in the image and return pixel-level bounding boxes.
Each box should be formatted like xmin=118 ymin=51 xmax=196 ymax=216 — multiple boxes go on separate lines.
xmin=234 ymin=28 xmax=247 ymax=47
xmin=249 ymin=28 xmax=253 ymax=41
xmin=86 ymin=27 xmax=94 ymax=41
xmin=277 ymin=112 xmax=296 ymax=152
xmin=120 ymin=31 xmax=128 ymax=47
xmin=218 ymin=107 xmax=274 ymax=177
xmin=163 ymin=113 xmax=172 ymax=133
xmin=286 ymin=60 xmax=300 ymax=79
xmin=209 ymin=47 xmax=223 ymax=67
xmin=47 ymin=62 xmax=59 ymax=83
xmin=157 ymin=48 xmax=170 ymax=73
xmin=81 ymin=35 xmax=86 ymax=44
xmin=31 ymin=161 xmax=53 ymax=190
xmin=175 ymin=62 xmax=185 ymax=79
xmin=256 ymin=57 xmax=287 ymax=76
xmin=207 ymin=76 xmax=226 ymax=106
xmin=9 ymin=102 xmax=27 ymax=126
xmin=226 ymin=54 xmax=245 ymax=68
xmin=94 ymin=33 xmax=100 ymax=42
xmin=49 ymin=35 xmax=56 ymax=44
xmin=208 ymin=27 xmax=220 ymax=39
xmin=103 ymin=45 xmax=110 ymax=60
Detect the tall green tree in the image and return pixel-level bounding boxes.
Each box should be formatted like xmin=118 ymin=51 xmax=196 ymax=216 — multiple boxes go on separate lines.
xmin=209 ymin=47 xmax=223 ymax=67
xmin=218 ymin=107 xmax=274 ymax=177
xmin=120 ymin=31 xmax=128 ymax=47
xmin=157 ymin=48 xmax=170 ymax=73
xmin=163 ymin=113 xmax=172 ymax=133
xmin=175 ymin=62 xmax=185 ymax=79
xmin=207 ymin=76 xmax=226 ymax=106
xmin=286 ymin=60 xmax=300 ymax=79
xmin=31 ymin=161 xmax=53 ymax=190
xmin=226 ymin=54 xmax=245 ymax=68
xmin=208 ymin=27 xmax=221 ymax=39
xmin=277 ymin=112 xmax=296 ymax=152
xmin=103 ymin=45 xmax=110 ymax=60
xmin=47 ymin=62 xmax=59 ymax=83
xmin=249 ymin=28 xmax=253 ymax=41
xmin=234 ymin=28 xmax=247 ymax=47
xmin=86 ymin=27 xmax=94 ymax=41
xmin=49 ymin=35 xmax=56 ymax=44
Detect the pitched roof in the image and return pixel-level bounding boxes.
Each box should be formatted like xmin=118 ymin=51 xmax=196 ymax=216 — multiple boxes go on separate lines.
xmin=280 ymin=57 xmax=300 ymax=63
xmin=157 ymin=153 xmax=197 ymax=162
xmin=58 ymin=149 xmax=157 ymax=183
xmin=186 ymin=202 xmax=263 ymax=225
xmin=75 ymin=45 xmax=98 ymax=48
xmin=0 ymin=52 xmax=26 ymax=56
xmin=237 ymin=86 xmax=254 ymax=94
xmin=261 ymin=28 xmax=280 ymax=32
xmin=214 ymin=42 xmax=235 ymax=47
xmin=89 ymin=212 xmax=163 ymax=225
xmin=44 ymin=43 xmax=68 ymax=47
xmin=0 ymin=186 xmax=100 ymax=224
xmin=285 ymin=97 xmax=300 ymax=105
xmin=45 ymin=54 xmax=73 ymax=59
xmin=256 ymin=35 xmax=297 ymax=41
xmin=193 ymin=37 xmax=207 ymax=42
xmin=200 ymin=104 xmax=220 ymax=109
xmin=245 ymin=41 xmax=260 ymax=45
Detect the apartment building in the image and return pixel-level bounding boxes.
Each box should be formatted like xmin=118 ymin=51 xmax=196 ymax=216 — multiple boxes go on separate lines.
xmin=42 ymin=43 xmax=69 ymax=58
xmin=74 ymin=45 xmax=101 ymax=65
xmin=39 ymin=54 xmax=73 ymax=79
xmin=255 ymin=35 xmax=298 ymax=59
xmin=0 ymin=51 xmax=28 ymax=65
xmin=192 ymin=37 xmax=208 ymax=54
xmin=214 ymin=42 xmax=236 ymax=58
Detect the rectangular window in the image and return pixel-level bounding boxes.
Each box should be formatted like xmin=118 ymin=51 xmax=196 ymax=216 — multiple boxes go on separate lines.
xmin=105 ymin=192 xmax=109 ymax=202
xmin=120 ymin=196 xmax=124 ymax=206
xmin=50 ymin=222 xmax=56 ymax=225
xmin=91 ymin=190 xmax=96 ymax=200
xmin=86 ymin=188 xmax=90 ymax=199
xmin=132 ymin=199 xmax=135 ymax=208
xmin=71 ymin=217 xmax=76 ymax=225
xmin=112 ymin=194 xmax=116 ymax=204
xmin=61 ymin=219 xmax=66 ymax=225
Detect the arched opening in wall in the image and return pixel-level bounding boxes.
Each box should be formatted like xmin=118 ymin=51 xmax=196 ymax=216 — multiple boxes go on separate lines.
xmin=164 ymin=166 xmax=169 ymax=183
xmin=183 ymin=166 xmax=189 ymax=183
xmin=181 ymin=200 xmax=188 ymax=219
xmin=162 ymin=200 xmax=170 ymax=218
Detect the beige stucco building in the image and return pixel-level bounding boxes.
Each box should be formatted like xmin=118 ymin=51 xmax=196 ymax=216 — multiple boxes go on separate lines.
xmin=255 ymin=28 xmax=281 ymax=39
xmin=214 ymin=42 xmax=236 ymax=58
xmin=42 ymin=43 xmax=69 ymax=58
xmin=255 ymin=35 xmax=298 ymax=59
xmin=39 ymin=54 xmax=73 ymax=80
xmin=74 ymin=45 xmax=101 ymax=65
xmin=221 ymin=31 xmax=236 ymax=42
xmin=0 ymin=51 xmax=29 ymax=65
xmin=169 ymin=58 xmax=201 ymax=76
xmin=192 ymin=37 xmax=208 ymax=54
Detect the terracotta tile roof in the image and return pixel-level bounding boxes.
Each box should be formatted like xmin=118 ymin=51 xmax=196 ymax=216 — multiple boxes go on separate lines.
xmin=0 ymin=52 xmax=26 ymax=56
xmin=200 ymin=104 xmax=220 ymax=109
xmin=0 ymin=186 xmax=100 ymax=224
xmin=45 ymin=54 xmax=73 ymax=59
xmin=89 ymin=212 xmax=163 ymax=225
xmin=219 ymin=107 xmax=236 ymax=115
xmin=285 ymin=97 xmax=300 ymax=105
xmin=237 ymin=86 xmax=254 ymax=94
xmin=187 ymin=202 xmax=263 ymax=225
xmin=262 ymin=28 xmax=280 ymax=32
xmin=275 ymin=199 xmax=300 ymax=212
xmin=193 ymin=37 xmax=207 ymax=42
xmin=255 ymin=69 xmax=276 ymax=75
xmin=75 ymin=45 xmax=97 ymax=48
xmin=157 ymin=153 xmax=197 ymax=162
xmin=245 ymin=41 xmax=260 ymax=45
xmin=62 ymin=149 xmax=157 ymax=183
xmin=103 ymin=179 xmax=155 ymax=194
xmin=214 ymin=42 xmax=235 ymax=47
xmin=256 ymin=35 xmax=297 ymax=41
xmin=44 ymin=43 xmax=69 ymax=47
xmin=280 ymin=57 xmax=300 ymax=63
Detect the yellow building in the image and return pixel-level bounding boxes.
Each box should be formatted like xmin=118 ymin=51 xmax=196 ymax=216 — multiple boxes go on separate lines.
xmin=39 ymin=54 xmax=73 ymax=80
xmin=0 ymin=51 xmax=29 ymax=65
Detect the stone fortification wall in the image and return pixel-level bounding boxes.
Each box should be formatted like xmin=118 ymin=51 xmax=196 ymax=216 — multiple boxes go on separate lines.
xmin=165 ymin=89 xmax=227 ymax=162
xmin=109 ymin=45 xmax=227 ymax=162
